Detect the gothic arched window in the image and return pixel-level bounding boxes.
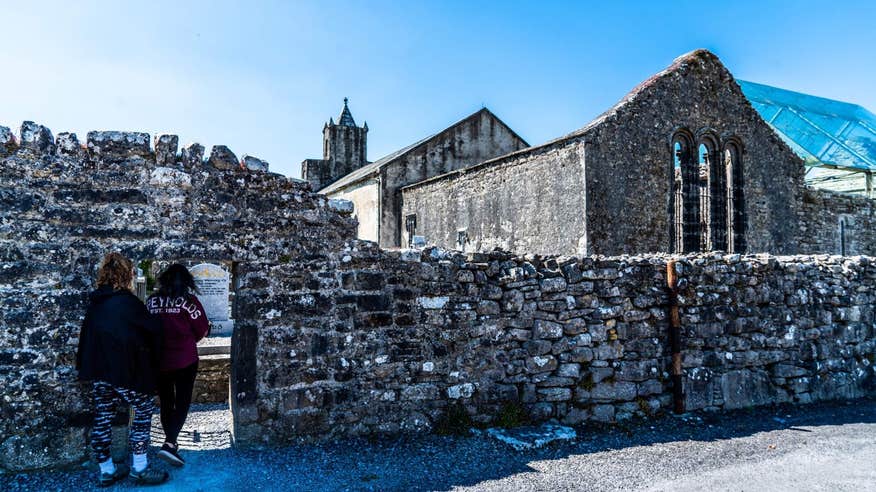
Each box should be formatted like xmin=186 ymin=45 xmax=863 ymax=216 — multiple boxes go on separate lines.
xmin=670 ymin=131 xmax=700 ymax=253
xmin=671 ymin=131 xmax=746 ymax=254
xmin=723 ymin=141 xmax=746 ymax=252
xmin=698 ymin=134 xmax=728 ymax=251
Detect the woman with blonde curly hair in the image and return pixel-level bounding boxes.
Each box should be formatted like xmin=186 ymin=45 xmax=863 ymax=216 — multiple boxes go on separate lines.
xmin=76 ymin=252 xmax=169 ymax=486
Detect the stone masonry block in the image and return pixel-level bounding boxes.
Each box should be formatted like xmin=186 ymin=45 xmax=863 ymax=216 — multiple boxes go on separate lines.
xmin=208 ymin=145 xmax=239 ymax=170
xmin=87 ymin=131 xmax=151 ymax=160
xmin=154 ymin=134 xmax=179 ymax=166
xmin=19 ymin=121 xmax=54 ymax=154
xmin=180 ymin=142 xmax=205 ymax=167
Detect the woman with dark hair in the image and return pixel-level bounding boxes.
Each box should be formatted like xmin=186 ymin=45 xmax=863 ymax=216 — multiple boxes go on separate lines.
xmin=77 ymin=252 xmax=170 ymax=486
xmin=146 ymin=263 xmax=210 ymax=467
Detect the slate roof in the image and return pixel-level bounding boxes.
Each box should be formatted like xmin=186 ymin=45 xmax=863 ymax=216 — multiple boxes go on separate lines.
xmin=321 ymin=137 xmax=431 ymax=194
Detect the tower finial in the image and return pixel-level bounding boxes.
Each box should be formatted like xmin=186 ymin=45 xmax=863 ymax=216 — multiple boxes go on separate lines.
xmin=337 ymin=97 xmax=356 ymax=127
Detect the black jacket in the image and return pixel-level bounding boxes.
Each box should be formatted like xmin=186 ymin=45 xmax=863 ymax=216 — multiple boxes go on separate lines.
xmin=76 ymin=286 xmax=163 ymax=394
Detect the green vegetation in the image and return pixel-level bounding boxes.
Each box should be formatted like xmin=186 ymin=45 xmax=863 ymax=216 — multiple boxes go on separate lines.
xmin=137 ymin=259 xmax=156 ymax=292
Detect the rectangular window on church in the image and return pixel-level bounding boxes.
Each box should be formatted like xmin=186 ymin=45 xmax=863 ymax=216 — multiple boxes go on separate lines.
xmin=405 ymin=214 xmax=417 ymax=247
xmin=456 ymin=230 xmax=468 ymax=250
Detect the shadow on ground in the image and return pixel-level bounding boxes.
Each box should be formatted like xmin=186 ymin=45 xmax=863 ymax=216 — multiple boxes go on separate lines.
xmin=4 ymin=397 xmax=876 ymax=491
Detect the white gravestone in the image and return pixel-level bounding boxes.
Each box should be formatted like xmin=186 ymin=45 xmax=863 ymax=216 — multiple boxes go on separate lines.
xmin=190 ymin=263 xmax=233 ymax=336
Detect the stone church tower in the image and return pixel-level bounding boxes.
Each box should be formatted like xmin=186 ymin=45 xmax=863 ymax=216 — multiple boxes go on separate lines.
xmin=302 ymin=98 xmax=368 ymax=191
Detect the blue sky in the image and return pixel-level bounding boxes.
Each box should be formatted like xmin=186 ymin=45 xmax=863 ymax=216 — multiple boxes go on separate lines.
xmin=2 ymin=0 xmax=875 ymax=177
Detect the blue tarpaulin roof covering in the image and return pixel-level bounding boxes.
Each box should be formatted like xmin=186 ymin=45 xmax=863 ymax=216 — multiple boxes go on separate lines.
xmin=739 ymin=80 xmax=876 ymax=172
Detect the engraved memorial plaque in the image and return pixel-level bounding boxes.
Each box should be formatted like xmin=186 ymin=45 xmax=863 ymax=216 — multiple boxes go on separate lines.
xmin=190 ymin=263 xmax=233 ymax=336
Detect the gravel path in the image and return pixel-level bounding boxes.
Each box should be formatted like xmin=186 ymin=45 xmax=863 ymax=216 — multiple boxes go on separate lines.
xmin=3 ymin=398 xmax=875 ymax=491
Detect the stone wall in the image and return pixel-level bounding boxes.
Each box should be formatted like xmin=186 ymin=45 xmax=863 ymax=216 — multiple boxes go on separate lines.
xmin=244 ymin=247 xmax=876 ymax=443
xmin=0 ymin=121 xmax=356 ymax=472
xmin=376 ymin=110 xmax=528 ymax=248
xmin=798 ymin=187 xmax=876 ymax=256
xmin=581 ymin=50 xmax=807 ymax=255
xmin=193 ymin=355 xmax=230 ymax=404
xmin=401 ymin=140 xmax=587 ymax=255
xmin=2 ymin=119 xmax=875 ymax=473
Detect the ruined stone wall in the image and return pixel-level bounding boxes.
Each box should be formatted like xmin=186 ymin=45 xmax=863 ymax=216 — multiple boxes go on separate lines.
xmin=2 ymin=119 xmax=875 ymax=473
xmin=244 ymin=247 xmax=876 ymax=444
xmin=400 ymin=50 xmax=820 ymax=256
xmin=0 ymin=121 xmax=357 ymax=472
xmin=301 ymin=158 xmax=332 ymax=192
xmin=579 ymin=51 xmax=809 ymax=255
xmin=797 ymin=187 xmax=876 ymax=256
xmin=401 ymin=139 xmax=587 ymax=255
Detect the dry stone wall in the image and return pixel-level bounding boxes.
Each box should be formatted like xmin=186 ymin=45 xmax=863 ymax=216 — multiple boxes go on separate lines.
xmin=246 ymin=247 xmax=876 ymax=443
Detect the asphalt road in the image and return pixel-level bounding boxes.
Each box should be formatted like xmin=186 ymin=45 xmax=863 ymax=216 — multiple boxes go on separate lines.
xmin=3 ymin=398 xmax=875 ymax=491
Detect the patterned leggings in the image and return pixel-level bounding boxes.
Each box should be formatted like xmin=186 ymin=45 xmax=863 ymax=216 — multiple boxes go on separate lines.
xmin=90 ymin=381 xmax=154 ymax=463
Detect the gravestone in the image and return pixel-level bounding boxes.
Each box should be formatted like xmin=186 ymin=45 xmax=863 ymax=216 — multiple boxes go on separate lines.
xmin=190 ymin=263 xmax=233 ymax=336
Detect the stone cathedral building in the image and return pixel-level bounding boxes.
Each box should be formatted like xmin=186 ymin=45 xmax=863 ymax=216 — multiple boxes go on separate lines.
xmin=303 ymin=102 xmax=527 ymax=247
xmin=307 ymin=50 xmax=875 ymax=257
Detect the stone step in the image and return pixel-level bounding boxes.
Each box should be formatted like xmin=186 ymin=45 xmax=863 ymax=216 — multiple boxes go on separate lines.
xmin=197 ymin=336 xmax=231 ymax=356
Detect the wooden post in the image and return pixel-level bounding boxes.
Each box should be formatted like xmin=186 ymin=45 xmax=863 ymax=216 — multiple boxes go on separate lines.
xmin=666 ymin=260 xmax=685 ymax=414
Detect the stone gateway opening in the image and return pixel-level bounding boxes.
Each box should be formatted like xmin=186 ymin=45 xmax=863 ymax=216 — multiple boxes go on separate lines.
xmin=136 ymin=259 xmax=234 ymax=407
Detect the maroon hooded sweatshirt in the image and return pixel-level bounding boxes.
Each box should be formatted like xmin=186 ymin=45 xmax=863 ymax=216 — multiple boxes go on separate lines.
xmin=146 ymin=294 xmax=211 ymax=372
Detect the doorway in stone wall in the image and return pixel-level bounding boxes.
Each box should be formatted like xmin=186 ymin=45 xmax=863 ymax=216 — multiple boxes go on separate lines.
xmin=135 ymin=257 xmax=236 ymax=453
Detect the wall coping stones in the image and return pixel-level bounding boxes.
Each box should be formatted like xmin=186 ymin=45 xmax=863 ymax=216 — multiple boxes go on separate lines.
xmin=2 ymin=121 xmax=276 ymax=177
xmin=154 ymin=134 xmax=179 ymax=167
xmin=180 ymin=142 xmax=205 ymax=167
xmin=86 ymin=131 xmax=151 ymax=161
xmin=208 ymin=145 xmax=239 ymax=170
xmin=0 ymin=125 xmax=17 ymax=156
xmin=55 ymin=132 xmax=84 ymax=157
xmin=241 ymin=155 xmax=269 ymax=172
xmin=19 ymin=121 xmax=54 ymax=154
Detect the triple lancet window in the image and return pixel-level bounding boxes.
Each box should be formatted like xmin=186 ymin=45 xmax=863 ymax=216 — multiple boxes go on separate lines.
xmin=671 ymin=131 xmax=746 ymax=253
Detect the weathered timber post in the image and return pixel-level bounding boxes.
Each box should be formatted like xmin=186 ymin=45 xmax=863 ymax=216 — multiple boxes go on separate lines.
xmin=666 ymin=259 xmax=685 ymax=414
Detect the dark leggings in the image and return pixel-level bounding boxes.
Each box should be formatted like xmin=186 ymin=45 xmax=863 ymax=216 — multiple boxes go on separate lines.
xmin=157 ymin=362 xmax=198 ymax=444
xmin=91 ymin=381 xmax=154 ymax=463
